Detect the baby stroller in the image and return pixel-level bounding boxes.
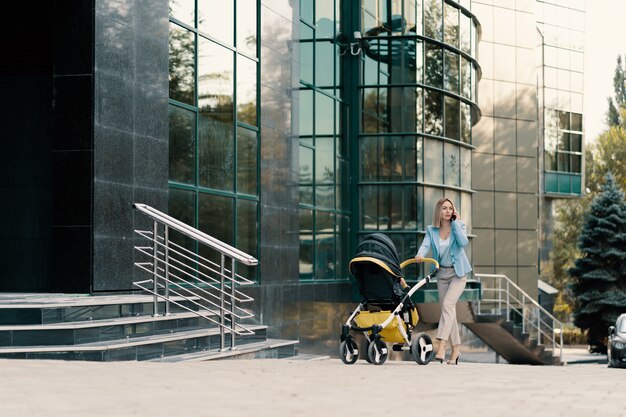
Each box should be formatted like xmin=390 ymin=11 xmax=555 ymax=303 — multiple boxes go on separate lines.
xmin=339 ymin=233 xmax=440 ymax=365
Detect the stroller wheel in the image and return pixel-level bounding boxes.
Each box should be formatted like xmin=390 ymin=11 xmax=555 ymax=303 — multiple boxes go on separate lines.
xmin=339 ymin=340 xmax=359 ymax=364
xmin=367 ymin=340 xmax=388 ymax=365
xmin=411 ymin=333 xmax=434 ymax=365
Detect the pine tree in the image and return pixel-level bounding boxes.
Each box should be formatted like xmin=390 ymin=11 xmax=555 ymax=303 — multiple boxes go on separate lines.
xmin=569 ymin=173 xmax=626 ymax=352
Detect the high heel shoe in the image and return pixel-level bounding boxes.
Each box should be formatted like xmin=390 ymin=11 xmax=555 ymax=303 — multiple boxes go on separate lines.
xmin=447 ymin=345 xmax=460 ymax=365
xmin=435 ymin=339 xmax=447 ymax=363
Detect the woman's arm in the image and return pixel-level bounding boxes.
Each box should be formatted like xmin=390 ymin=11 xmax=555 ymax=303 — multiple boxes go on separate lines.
xmin=416 ymin=228 xmax=432 ymax=258
xmin=451 ymin=220 xmax=469 ymax=247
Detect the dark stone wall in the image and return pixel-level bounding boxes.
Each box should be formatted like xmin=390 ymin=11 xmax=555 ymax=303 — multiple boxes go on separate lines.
xmin=0 ymin=3 xmax=54 ymax=291
xmin=52 ymin=0 xmax=95 ymax=293
xmin=0 ymin=77 xmax=53 ymax=291
xmin=92 ymin=0 xmax=170 ymax=291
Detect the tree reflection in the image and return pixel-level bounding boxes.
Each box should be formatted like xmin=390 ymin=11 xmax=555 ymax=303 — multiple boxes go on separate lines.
xmin=169 ymin=23 xmax=194 ymax=105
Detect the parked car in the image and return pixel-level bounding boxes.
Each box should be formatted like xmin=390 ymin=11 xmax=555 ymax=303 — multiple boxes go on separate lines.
xmin=608 ymin=313 xmax=626 ymax=368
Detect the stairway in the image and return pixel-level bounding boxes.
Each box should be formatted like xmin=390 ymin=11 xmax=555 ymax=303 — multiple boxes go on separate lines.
xmin=0 ymin=293 xmax=297 ymax=361
xmin=412 ymin=273 xmax=563 ymax=365
xmin=464 ymin=314 xmax=559 ymax=365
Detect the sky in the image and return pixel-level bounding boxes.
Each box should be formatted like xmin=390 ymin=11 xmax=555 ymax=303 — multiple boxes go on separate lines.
xmin=583 ymin=0 xmax=626 ymax=142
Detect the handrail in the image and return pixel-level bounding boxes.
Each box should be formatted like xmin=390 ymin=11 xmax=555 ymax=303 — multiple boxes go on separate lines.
xmin=132 ymin=203 xmax=259 ymax=352
xmin=476 ymin=274 xmax=560 ymax=324
xmin=474 ymin=273 xmax=563 ymax=364
xmin=133 ymin=203 xmax=258 ymax=266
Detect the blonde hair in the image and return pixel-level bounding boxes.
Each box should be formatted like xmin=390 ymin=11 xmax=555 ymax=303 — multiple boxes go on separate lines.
xmin=432 ymin=197 xmax=456 ymax=227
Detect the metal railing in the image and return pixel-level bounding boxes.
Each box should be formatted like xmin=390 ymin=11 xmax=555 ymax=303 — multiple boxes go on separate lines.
xmin=132 ymin=203 xmax=258 ymax=351
xmin=474 ymin=273 xmax=563 ymax=364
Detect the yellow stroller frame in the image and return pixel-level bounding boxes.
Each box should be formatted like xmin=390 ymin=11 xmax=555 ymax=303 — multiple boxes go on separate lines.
xmin=340 ymin=257 xmax=440 ymax=365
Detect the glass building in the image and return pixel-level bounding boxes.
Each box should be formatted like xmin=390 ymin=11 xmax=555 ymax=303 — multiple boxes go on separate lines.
xmin=0 ymin=0 xmax=583 ymax=356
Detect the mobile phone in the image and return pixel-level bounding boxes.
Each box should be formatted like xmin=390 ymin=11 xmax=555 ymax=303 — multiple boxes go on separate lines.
xmin=451 ymin=213 xmax=457 ymax=221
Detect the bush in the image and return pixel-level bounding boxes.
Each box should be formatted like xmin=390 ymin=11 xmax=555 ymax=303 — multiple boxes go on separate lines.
xmin=561 ymin=327 xmax=587 ymax=346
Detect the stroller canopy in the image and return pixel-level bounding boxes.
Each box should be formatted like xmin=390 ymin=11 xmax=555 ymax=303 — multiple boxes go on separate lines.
xmin=350 ymin=233 xmax=403 ymax=278
xmin=349 ymin=233 xmax=405 ymax=303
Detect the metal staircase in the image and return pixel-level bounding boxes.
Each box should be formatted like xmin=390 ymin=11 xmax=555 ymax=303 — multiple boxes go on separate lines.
xmin=0 ymin=204 xmax=298 ymax=361
xmin=468 ymin=273 xmax=563 ymax=365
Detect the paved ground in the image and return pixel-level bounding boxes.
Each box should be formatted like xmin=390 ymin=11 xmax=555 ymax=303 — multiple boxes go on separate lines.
xmin=0 ymin=357 xmax=623 ymax=417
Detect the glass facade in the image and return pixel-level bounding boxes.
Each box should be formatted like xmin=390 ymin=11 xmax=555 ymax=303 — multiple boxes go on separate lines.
xmin=167 ymin=0 xmax=480 ymax=284
xmin=168 ymin=0 xmax=259 ymax=277
xmin=298 ymin=0 xmax=349 ymax=281
xmin=358 ymin=0 xmax=480 ymax=276
xmin=537 ymin=0 xmax=585 ymax=196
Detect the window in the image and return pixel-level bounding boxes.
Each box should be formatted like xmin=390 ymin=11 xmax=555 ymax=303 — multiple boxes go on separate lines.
xmin=168 ymin=0 xmax=259 ymax=277
xmin=299 ymin=0 xmax=348 ymax=281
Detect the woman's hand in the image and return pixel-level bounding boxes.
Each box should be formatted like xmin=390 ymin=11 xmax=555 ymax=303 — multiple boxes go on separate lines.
xmin=415 ymin=255 xmax=423 ymax=263
xmin=452 ymin=210 xmax=460 ymax=221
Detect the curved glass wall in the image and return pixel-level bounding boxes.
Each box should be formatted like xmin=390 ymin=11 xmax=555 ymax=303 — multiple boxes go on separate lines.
xmin=358 ymin=0 xmax=480 ymax=272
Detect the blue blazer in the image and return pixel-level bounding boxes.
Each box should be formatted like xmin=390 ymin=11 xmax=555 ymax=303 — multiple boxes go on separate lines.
xmin=416 ymin=220 xmax=472 ymax=277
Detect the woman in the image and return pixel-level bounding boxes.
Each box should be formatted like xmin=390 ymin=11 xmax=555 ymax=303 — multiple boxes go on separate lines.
xmin=415 ymin=197 xmax=472 ymax=364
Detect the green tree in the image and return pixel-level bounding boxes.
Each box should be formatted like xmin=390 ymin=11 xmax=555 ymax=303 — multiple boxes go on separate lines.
xmin=606 ymin=55 xmax=626 ymax=127
xmin=568 ymin=173 xmax=626 ymax=352
xmin=548 ymin=103 xmax=626 ymax=322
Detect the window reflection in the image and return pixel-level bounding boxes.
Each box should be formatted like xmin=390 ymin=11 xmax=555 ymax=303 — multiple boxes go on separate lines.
xmin=300 ymin=23 xmax=314 ymax=85
xmin=236 ymin=198 xmax=257 ymax=278
xmin=299 ymin=208 xmax=314 ymax=277
xmin=359 ymin=135 xmax=417 ymax=182
xmin=168 ymin=0 xmax=260 ymax=281
xmin=198 ymin=38 xmax=233 ymax=125
xmin=299 ymin=145 xmax=314 ymax=206
xmin=461 ymin=102 xmax=471 ymax=143
xmin=444 ymin=141 xmax=460 ymax=187
xmin=316 ymin=40 xmax=335 ymax=87
xmin=198 ymin=0 xmax=233 ymax=45
xmin=359 ymin=185 xmax=416 ymax=231
xmin=198 ymin=112 xmax=234 ymax=191
xmin=316 ymin=92 xmax=334 ymax=135
xmin=424 ymin=89 xmax=443 ymax=136
xmin=444 ymin=2 xmax=459 ymax=48
xmin=362 ymin=88 xmax=389 ymax=133
xmin=198 ymin=193 xmax=234 ymax=263
xmin=315 ymin=211 xmax=336 ymax=279
xmin=169 ymin=23 xmax=195 ymax=105
xmin=425 ymin=43 xmax=443 ymax=88
xmin=237 ymin=0 xmax=257 ymax=57
xmin=236 ymin=55 xmax=257 ymax=126
xmin=169 ymin=0 xmax=195 ymax=27
xmin=444 ymin=96 xmax=460 ymax=140
xmin=316 ymin=0 xmax=335 ymax=38
xmin=424 ymin=0 xmax=442 ymax=41
xmin=237 ymin=127 xmax=257 ymax=195
xmin=169 ymin=105 xmax=196 ymax=184
xmin=424 ymin=138 xmax=443 ymax=184
xmin=444 ymin=50 xmax=459 ymax=93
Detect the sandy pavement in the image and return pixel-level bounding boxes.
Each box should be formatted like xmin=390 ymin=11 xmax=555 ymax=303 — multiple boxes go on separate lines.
xmin=0 ymin=358 xmax=623 ymax=417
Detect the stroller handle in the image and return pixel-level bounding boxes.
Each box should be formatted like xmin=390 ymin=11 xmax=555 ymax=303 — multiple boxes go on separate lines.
xmin=400 ymin=257 xmax=440 ymax=270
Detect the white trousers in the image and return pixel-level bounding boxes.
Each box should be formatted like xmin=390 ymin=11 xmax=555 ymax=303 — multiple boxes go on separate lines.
xmin=435 ymin=267 xmax=467 ymax=346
